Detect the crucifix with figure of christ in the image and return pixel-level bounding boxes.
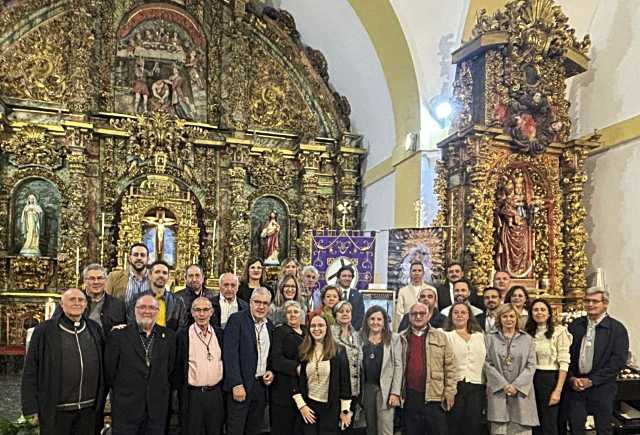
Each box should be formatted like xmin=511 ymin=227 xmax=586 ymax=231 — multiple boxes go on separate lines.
xmin=142 ymin=209 xmax=177 ymax=262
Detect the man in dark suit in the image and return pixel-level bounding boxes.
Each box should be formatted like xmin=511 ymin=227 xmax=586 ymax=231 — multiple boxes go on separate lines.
xmin=83 ymin=263 xmax=127 ymax=333
xmin=567 ymin=286 xmax=629 ymax=435
xmin=176 ymin=297 xmax=225 ymax=435
xmin=336 ymin=265 xmax=364 ymax=330
xmin=105 ymin=294 xmax=177 ymax=434
xmin=174 ymin=264 xmax=216 ymax=325
xmin=212 ymin=272 xmax=249 ymax=329
xmin=223 ymin=287 xmax=275 ymax=435
xmin=475 ymin=286 xmax=502 ymax=332
xmin=22 ymin=288 xmax=105 ymax=435
xmin=435 ymin=262 xmax=464 ymax=311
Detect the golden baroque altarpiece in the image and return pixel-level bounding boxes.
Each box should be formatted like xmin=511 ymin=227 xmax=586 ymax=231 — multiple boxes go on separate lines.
xmin=0 ymin=0 xmax=364 ymax=349
xmin=434 ymin=0 xmax=599 ymax=309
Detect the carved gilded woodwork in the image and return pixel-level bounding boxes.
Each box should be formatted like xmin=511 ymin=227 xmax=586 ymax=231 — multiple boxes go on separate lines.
xmin=439 ymin=0 xmax=589 ymax=299
xmin=0 ymin=126 xmax=65 ymax=168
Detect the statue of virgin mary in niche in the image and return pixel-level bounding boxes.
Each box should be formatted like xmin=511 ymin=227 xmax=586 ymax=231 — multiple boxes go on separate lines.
xmin=260 ymin=210 xmax=281 ymax=265
xmin=19 ymin=193 xmax=44 ymax=257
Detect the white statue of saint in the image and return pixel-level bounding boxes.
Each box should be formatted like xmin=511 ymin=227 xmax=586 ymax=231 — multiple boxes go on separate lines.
xmin=20 ymin=193 xmax=43 ymax=257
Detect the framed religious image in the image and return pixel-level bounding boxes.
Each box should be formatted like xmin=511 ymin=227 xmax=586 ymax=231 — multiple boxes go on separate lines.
xmin=360 ymin=290 xmax=395 ymax=322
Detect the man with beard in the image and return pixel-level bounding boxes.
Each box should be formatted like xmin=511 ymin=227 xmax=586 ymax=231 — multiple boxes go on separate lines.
xmin=106 ymin=243 xmax=150 ymax=310
xmin=435 ymin=262 xmax=464 ymax=311
xmin=335 ymin=265 xmax=364 ymax=330
xmin=22 ymin=288 xmax=105 ymax=434
xmin=212 ymin=273 xmax=248 ymax=329
xmin=134 ymin=260 xmax=187 ymax=330
xmin=175 ymin=264 xmax=215 ymax=325
xmin=440 ymin=279 xmax=483 ymax=317
xmin=475 ymin=286 xmax=502 ymax=332
xmin=397 ymin=286 xmax=446 ymax=332
xmin=493 ymin=271 xmax=512 ymax=301
xmin=105 ymin=294 xmax=177 ymax=434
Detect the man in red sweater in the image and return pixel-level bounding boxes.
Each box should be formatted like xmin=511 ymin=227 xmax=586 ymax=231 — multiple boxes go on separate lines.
xmin=400 ymin=303 xmax=457 ymax=435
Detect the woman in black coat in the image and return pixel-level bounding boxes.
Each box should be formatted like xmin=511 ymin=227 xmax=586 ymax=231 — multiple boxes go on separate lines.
xmin=271 ymin=300 xmax=307 ymax=435
xmin=293 ymin=313 xmax=352 ymax=435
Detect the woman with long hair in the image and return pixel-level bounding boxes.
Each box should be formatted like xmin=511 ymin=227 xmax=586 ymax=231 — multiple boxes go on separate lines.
xmin=294 ymin=313 xmax=352 ymax=435
xmin=485 ymin=303 xmax=539 ymax=434
xmin=269 ymin=273 xmax=307 ymax=326
xmin=359 ymin=306 xmax=403 ymax=435
xmin=281 ymin=257 xmax=302 ymax=279
xmin=238 ymin=257 xmax=271 ymax=302
xmin=271 ymin=300 xmax=307 ymax=435
xmin=525 ymin=299 xmax=572 ymax=435
xmin=443 ymin=302 xmax=487 ymax=435
xmin=505 ymin=285 xmax=530 ymax=329
xmin=332 ymin=301 xmax=365 ymax=433
xmin=307 ymin=285 xmax=341 ymax=326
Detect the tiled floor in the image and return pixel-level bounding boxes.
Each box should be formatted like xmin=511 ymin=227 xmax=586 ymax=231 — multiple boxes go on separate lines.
xmin=0 ymin=374 xmax=22 ymax=422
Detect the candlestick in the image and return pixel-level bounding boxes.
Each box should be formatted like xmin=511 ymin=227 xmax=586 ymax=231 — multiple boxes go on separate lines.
xmin=75 ymin=247 xmax=80 ymax=287
xmin=234 ymin=257 xmax=237 ymax=275
xmin=100 ymin=212 xmax=105 ymax=266
xmin=211 ymin=221 xmax=217 ymax=275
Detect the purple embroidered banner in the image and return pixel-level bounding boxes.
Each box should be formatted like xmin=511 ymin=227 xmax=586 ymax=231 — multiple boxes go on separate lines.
xmin=311 ymin=230 xmax=376 ymax=290
xmin=387 ymin=227 xmax=446 ymax=292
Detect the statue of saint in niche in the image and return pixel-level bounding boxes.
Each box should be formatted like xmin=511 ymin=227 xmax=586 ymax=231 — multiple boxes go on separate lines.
xmin=494 ymin=172 xmax=534 ymax=277
xmin=19 ymin=194 xmax=44 ymax=257
xmin=142 ymin=209 xmax=177 ymax=265
xmin=260 ymin=211 xmax=281 ymax=265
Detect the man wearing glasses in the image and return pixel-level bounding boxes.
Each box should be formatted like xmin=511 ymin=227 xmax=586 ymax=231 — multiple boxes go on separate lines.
xmin=83 ymin=263 xmax=127 ymax=333
xmin=176 ymin=297 xmax=225 ymax=435
xmin=105 ymin=294 xmax=177 ymax=434
xmin=399 ymin=302 xmax=457 ymax=435
xmin=223 ymin=287 xmax=275 ymax=435
xmin=567 ymin=286 xmax=629 ymax=435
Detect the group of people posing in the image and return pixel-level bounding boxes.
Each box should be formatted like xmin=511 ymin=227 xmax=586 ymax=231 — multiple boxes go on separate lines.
xmin=21 ymin=243 xmax=629 ymax=435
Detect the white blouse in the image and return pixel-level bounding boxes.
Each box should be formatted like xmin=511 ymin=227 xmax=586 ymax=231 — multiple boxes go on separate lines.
xmin=533 ymin=325 xmax=572 ymax=371
xmin=445 ymin=330 xmax=486 ymax=384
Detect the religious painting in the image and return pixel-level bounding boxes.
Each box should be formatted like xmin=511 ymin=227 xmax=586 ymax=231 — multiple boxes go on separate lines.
xmin=386 ymin=227 xmax=445 ymax=292
xmin=142 ymin=208 xmax=177 ymax=266
xmin=494 ymin=168 xmax=535 ymax=278
xmin=114 ymin=4 xmax=207 ymax=121
xmin=361 ymin=290 xmax=395 ymax=322
xmin=251 ymin=196 xmax=289 ymax=265
xmin=311 ymin=230 xmax=376 ymax=291
xmin=11 ymin=178 xmax=61 ymax=258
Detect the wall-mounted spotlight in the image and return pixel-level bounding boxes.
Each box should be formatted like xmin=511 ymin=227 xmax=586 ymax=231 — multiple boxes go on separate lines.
xmin=426 ymin=94 xmax=454 ymax=130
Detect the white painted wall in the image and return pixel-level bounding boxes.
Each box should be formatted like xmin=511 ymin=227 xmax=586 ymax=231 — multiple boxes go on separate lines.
xmin=276 ymin=0 xmax=396 ymax=169
xmin=362 ymin=173 xmax=395 ymax=284
xmin=585 ymin=140 xmax=640 ymax=356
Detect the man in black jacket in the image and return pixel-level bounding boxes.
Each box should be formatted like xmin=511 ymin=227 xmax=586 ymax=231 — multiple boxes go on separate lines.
xmin=212 ymin=272 xmax=248 ymax=329
xmin=22 ymin=288 xmax=105 ymax=435
xmin=105 ymin=294 xmax=177 ymax=434
xmin=175 ymin=297 xmax=225 ymax=435
xmin=475 ymin=286 xmax=502 ymax=332
xmin=174 ymin=264 xmax=216 ymax=325
xmin=567 ymin=286 xmax=629 ymax=435
xmin=83 ymin=263 xmax=127 ymax=333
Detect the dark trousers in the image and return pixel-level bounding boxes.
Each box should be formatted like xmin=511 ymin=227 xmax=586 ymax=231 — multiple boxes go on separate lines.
xmin=112 ymin=409 xmax=165 ymax=435
xmin=404 ymin=389 xmax=448 ymax=435
xmin=184 ymin=386 xmax=224 ymax=435
xmin=447 ymin=381 xmax=486 ymax=435
xmin=568 ymin=381 xmax=616 ymax=435
xmin=226 ymin=381 xmax=267 ymax=435
xmin=53 ymin=407 xmax=96 ymax=435
xmin=302 ymin=398 xmax=338 ymax=435
xmin=271 ymin=401 xmax=302 ymax=435
xmin=533 ymin=370 xmax=560 ymax=435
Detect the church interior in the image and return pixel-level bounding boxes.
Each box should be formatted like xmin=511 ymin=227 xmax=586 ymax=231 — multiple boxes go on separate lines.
xmin=1 ymin=0 xmax=640 ymax=430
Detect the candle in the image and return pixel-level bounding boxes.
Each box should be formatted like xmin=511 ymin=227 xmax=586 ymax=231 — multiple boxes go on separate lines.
xmin=75 ymin=247 xmax=80 ymax=286
xmin=100 ymin=212 xmax=105 ymax=266
xmin=234 ymin=257 xmax=237 ymax=275
xmin=211 ymin=221 xmax=217 ymax=274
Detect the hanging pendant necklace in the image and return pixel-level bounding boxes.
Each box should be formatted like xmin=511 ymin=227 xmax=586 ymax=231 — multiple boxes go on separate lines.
xmin=195 ymin=325 xmax=214 ymax=361
xmin=139 ymin=332 xmax=155 ymax=367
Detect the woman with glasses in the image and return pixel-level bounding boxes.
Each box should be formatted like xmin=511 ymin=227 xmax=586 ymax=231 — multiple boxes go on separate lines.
xmin=269 ymin=273 xmax=307 ymax=326
xmin=485 ymin=303 xmax=539 ymax=434
xmin=332 ymin=301 xmax=365 ymax=433
xmin=525 ymin=299 xmax=571 ymax=435
xmin=294 ymin=313 xmax=352 ymax=435
xmin=271 ymin=300 xmax=307 ymax=435
xmin=443 ymin=302 xmax=487 ymax=435
xmin=359 ymin=306 xmax=403 ymax=435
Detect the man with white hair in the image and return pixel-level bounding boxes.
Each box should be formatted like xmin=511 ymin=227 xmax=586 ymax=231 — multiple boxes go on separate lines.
xmin=567 ymin=286 xmax=629 ymax=435
xmin=212 ymin=272 xmax=248 ymax=329
xmin=301 ymin=265 xmax=320 ymax=310
xmin=22 ymin=288 xmax=105 ymax=434
xmin=105 ymin=294 xmax=177 ymax=434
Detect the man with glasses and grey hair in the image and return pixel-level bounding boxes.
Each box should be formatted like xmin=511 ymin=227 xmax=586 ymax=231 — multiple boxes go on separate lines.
xmin=176 ymin=296 xmax=224 ymax=435
xmin=301 ymin=265 xmax=320 ymax=310
xmin=212 ymin=272 xmax=248 ymax=329
xmin=567 ymin=286 xmax=629 ymax=435
xmin=105 ymin=294 xmax=177 ymax=434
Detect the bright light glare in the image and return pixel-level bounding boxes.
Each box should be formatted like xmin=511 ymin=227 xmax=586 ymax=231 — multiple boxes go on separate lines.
xmin=435 ymin=101 xmax=453 ymax=120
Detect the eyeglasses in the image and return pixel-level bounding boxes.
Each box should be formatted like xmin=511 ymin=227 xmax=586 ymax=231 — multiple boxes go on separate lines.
xmin=192 ymin=308 xmax=211 ymax=313
xmin=283 ymin=285 xmax=297 ymax=289
xmin=410 ymin=311 xmax=428 ymax=317
xmin=136 ymin=305 xmax=159 ymax=311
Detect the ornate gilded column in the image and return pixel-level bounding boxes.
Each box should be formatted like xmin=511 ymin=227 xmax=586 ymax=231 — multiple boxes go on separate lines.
xmin=335 ymin=134 xmax=365 ymax=229
xmin=297 ymin=146 xmax=323 ymax=264
xmin=58 ymin=126 xmax=92 ymax=287
xmin=226 ymin=142 xmax=250 ymax=273
xmin=63 ymin=2 xmax=96 ymax=113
